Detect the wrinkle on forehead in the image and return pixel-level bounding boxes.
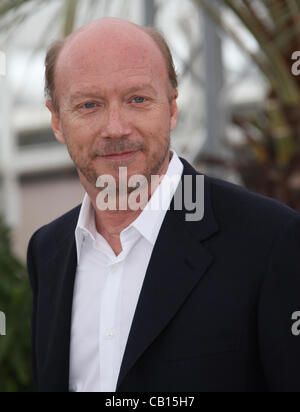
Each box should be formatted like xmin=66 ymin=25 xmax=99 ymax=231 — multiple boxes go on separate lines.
xmin=68 ymin=74 xmax=155 ymax=97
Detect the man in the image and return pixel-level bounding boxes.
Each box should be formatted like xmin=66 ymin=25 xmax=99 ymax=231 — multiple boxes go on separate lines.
xmin=27 ymin=18 xmax=300 ymax=392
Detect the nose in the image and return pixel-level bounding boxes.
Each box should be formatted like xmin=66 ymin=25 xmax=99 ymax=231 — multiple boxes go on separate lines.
xmin=100 ymin=103 xmax=132 ymax=139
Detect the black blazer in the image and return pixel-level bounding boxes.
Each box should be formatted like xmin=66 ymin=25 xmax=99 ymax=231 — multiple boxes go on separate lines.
xmin=27 ymin=157 xmax=300 ymax=392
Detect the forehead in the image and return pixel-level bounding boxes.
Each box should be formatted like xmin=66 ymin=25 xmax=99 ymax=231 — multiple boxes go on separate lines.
xmin=55 ymin=25 xmax=169 ymax=98
xmin=68 ymin=73 xmax=157 ymax=99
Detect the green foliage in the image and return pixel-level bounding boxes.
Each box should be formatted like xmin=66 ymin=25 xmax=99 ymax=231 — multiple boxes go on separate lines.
xmin=0 ymin=216 xmax=33 ymax=392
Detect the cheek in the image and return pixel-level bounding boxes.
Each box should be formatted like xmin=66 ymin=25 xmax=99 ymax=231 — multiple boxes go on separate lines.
xmin=61 ymin=115 xmax=98 ymax=146
xmin=136 ymin=109 xmax=171 ymax=136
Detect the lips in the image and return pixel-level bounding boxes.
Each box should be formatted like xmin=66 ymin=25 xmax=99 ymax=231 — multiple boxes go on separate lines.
xmin=104 ymin=151 xmax=134 ymax=157
xmin=100 ymin=150 xmax=140 ymax=161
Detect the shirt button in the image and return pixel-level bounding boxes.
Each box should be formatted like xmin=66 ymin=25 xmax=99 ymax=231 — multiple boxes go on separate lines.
xmin=106 ymin=331 xmax=115 ymax=339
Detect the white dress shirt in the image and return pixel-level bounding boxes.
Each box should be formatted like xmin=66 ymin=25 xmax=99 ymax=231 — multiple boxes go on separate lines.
xmin=69 ymin=150 xmax=184 ymax=392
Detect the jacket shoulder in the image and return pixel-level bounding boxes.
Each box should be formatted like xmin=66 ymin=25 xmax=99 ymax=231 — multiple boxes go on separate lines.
xmin=28 ymin=204 xmax=81 ymax=253
xmin=206 ymin=175 xmax=298 ymax=227
xmin=181 ymin=157 xmax=298 ymax=225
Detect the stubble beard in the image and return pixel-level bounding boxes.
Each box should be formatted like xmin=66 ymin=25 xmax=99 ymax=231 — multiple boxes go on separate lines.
xmin=65 ymin=135 xmax=171 ymax=196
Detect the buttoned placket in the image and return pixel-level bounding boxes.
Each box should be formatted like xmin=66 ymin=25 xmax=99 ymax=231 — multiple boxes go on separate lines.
xmin=97 ymin=227 xmax=142 ymax=391
xmin=98 ymin=258 xmax=122 ymax=392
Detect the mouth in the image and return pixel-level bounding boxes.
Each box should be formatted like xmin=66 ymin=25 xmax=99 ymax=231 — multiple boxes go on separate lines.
xmin=100 ymin=150 xmax=141 ymax=162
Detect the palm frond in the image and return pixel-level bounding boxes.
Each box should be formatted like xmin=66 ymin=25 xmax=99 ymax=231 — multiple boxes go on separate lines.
xmin=0 ymin=0 xmax=33 ymax=15
xmin=223 ymin=0 xmax=300 ymax=104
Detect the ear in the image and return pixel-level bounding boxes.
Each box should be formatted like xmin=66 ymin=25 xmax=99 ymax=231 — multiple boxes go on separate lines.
xmin=170 ymin=89 xmax=178 ymax=131
xmin=46 ymin=100 xmax=66 ymax=145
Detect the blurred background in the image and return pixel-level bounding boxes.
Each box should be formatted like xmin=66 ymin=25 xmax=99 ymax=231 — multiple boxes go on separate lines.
xmin=0 ymin=0 xmax=300 ymax=392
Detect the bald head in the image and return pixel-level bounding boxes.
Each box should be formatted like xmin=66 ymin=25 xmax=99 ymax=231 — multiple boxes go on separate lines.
xmin=45 ymin=18 xmax=178 ymax=111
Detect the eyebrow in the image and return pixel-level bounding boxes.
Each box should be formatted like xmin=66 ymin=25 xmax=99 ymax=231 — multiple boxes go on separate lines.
xmin=69 ymin=84 xmax=157 ymax=102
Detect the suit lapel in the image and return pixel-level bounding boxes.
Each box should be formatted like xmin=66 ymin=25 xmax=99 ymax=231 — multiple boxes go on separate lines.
xmin=116 ymin=160 xmax=219 ymax=391
xmin=40 ymin=215 xmax=78 ymax=392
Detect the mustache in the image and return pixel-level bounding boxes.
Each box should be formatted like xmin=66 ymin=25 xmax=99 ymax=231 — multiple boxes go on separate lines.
xmin=89 ymin=141 xmax=145 ymax=157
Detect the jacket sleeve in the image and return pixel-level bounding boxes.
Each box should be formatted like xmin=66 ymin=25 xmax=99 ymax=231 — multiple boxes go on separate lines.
xmin=258 ymin=213 xmax=300 ymax=392
xmin=27 ymin=230 xmax=41 ymax=392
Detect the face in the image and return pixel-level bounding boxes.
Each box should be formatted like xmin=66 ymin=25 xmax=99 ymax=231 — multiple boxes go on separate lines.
xmin=47 ymin=22 xmax=178 ymax=194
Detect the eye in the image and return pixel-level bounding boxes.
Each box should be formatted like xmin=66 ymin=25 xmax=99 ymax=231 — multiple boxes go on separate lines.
xmin=83 ymin=102 xmax=97 ymax=109
xmin=132 ymin=96 xmax=147 ymax=104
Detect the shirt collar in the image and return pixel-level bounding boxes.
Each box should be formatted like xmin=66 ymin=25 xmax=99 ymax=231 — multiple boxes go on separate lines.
xmin=75 ymin=193 xmax=97 ymax=263
xmin=75 ymin=150 xmax=184 ymax=263
xmin=131 ymin=150 xmax=183 ymax=245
